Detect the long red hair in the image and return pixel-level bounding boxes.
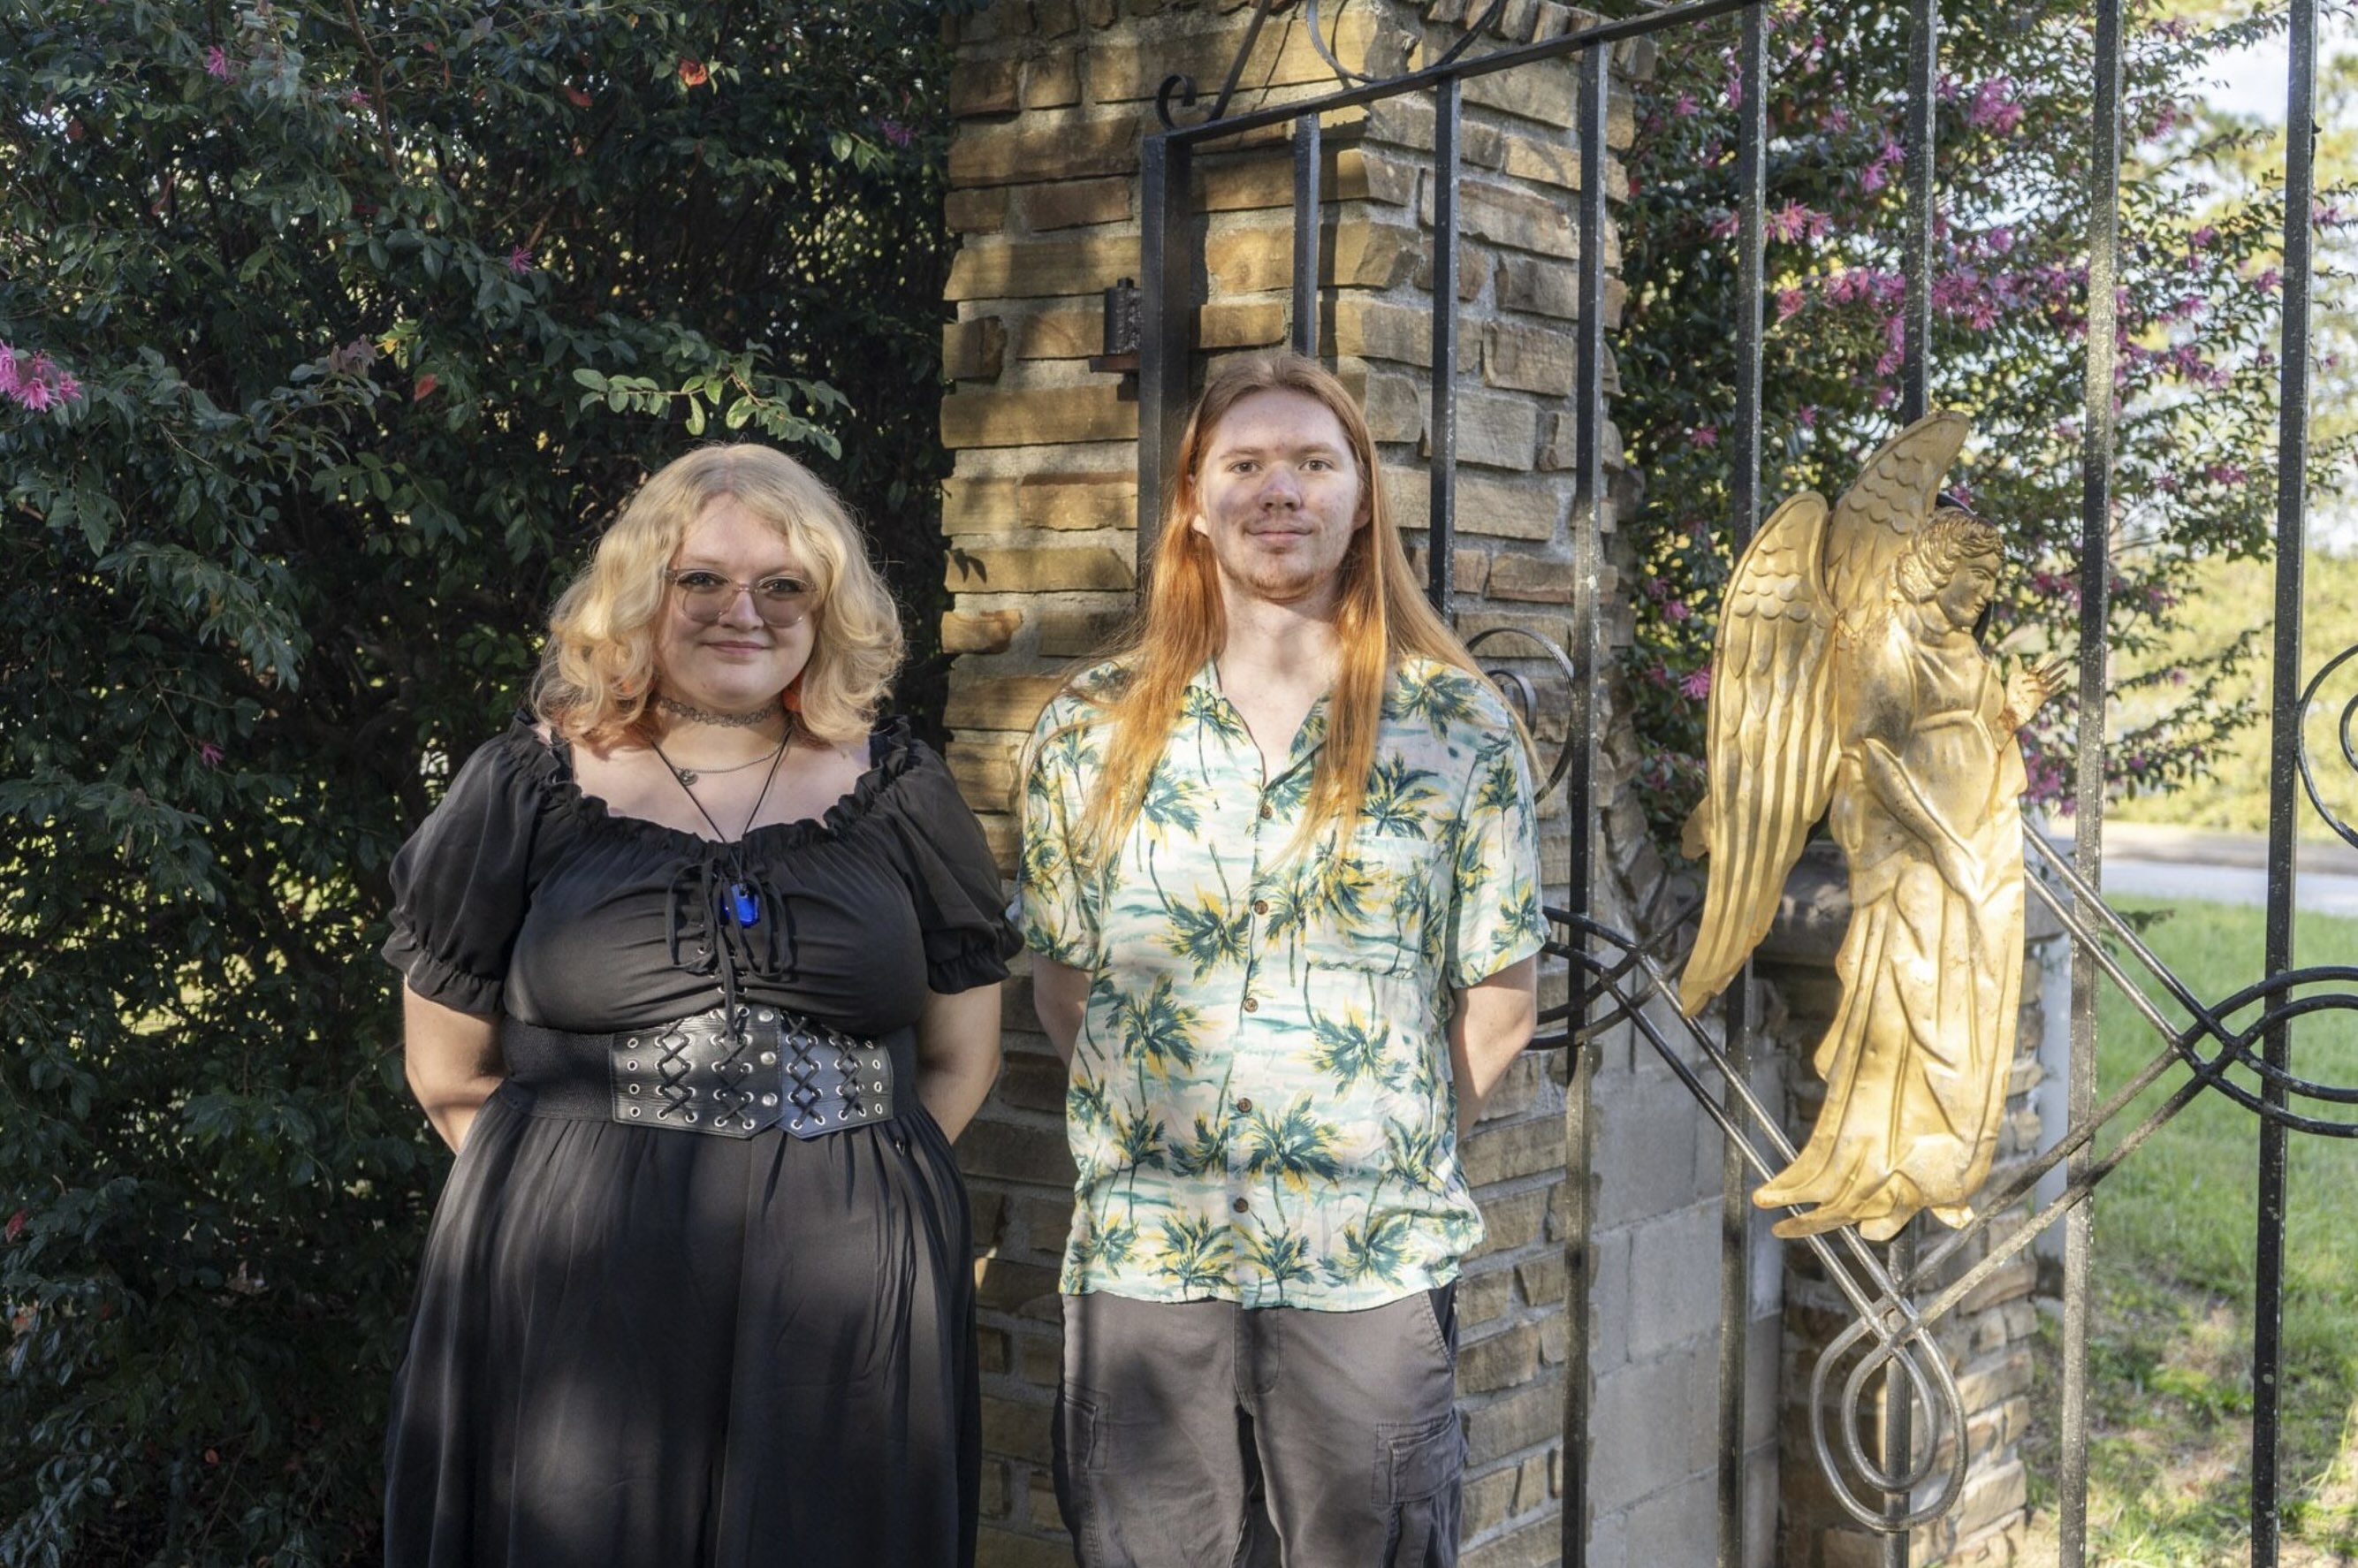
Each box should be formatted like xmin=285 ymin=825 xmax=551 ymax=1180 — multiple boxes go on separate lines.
xmin=1055 ymin=351 xmax=1488 ymax=864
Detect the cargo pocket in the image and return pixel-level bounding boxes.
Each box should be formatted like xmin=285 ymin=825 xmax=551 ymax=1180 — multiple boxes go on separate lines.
xmin=1053 ymin=1385 xmax=1109 ymax=1562
xmin=1373 ymin=1410 xmax=1464 ymax=1566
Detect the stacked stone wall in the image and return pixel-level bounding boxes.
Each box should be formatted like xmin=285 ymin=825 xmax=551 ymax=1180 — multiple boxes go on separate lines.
xmin=936 ymin=4 xmax=1776 ymax=1564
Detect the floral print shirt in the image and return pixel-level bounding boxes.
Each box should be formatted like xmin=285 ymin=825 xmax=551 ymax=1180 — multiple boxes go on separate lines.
xmin=1013 ymin=657 xmax=1548 ymax=1309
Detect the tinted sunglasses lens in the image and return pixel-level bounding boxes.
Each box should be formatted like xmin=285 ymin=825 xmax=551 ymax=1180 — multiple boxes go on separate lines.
xmin=673 ymin=577 xmax=810 ymax=627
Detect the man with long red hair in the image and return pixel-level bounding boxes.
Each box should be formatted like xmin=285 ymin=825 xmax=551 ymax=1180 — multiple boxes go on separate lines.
xmin=1014 ymin=352 xmax=1545 ymax=1565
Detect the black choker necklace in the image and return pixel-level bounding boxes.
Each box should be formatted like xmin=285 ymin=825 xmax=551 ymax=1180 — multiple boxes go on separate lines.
xmin=656 ymin=694 xmax=780 ymax=729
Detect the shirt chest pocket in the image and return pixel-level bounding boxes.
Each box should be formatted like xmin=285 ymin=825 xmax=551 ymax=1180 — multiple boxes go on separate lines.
xmin=1297 ymin=830 xmax=1440 ymax=978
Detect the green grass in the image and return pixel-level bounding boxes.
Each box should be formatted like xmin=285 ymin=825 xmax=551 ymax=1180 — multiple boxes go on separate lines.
xmin=2018 ymin=896 xmax=2358 ymax=1564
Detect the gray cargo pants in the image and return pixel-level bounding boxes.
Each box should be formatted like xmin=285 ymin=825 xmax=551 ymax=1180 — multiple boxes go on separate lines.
xmin=1052 ymin=1286 xmax=1464 ymax=1568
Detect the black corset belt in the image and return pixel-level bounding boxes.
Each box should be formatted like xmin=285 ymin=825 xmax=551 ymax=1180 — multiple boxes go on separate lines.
xmin=498 ymin=1008 xmax=917 ymax=1140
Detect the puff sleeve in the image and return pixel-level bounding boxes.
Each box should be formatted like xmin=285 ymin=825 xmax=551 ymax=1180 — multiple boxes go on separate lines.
xmin=380 ymin=727 xmax=549 ymax=1015
xmin=878 ymin=737 xmax=1021 ymax=994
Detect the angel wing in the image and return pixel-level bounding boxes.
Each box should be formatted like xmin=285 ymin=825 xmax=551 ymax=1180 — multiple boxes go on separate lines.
xmin=1677 ymin=493 xmax=1841 ymax=1016
xmin=1820 ymin=411 xmax=1969 ymax=641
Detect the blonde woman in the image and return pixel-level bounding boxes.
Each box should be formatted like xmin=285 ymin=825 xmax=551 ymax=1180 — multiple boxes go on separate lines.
xmin=380 ymin=444 xmax=1012 ymax=1567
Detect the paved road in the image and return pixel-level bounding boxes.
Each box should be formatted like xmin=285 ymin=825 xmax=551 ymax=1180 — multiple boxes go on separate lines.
xmin=2039 ymin=821 xmax=2358 ymax=917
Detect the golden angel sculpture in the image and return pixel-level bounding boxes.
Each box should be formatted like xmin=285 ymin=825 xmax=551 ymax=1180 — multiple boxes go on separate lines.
xmin=1677 ymin=411 xmax=2068 ymax=1243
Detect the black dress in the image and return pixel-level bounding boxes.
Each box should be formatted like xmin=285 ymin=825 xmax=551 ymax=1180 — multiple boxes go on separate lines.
xmin=379 ymin=717 xmax=1015 ymax=1568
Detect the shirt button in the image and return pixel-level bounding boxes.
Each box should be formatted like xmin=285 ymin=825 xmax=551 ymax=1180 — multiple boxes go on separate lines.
xmin=1242 ymin=996 xmax=1259 ymax=1014
xmin=1259 ymin=802 xmax=1274 ymax=819
xmin=1231 ymin=1197 xmax=1250 ymax=1214
xmin=1251 ymin=899 xmax=1269 ymax=915
xmin=1236 ymin=1097 xmax=1254 ymax=1114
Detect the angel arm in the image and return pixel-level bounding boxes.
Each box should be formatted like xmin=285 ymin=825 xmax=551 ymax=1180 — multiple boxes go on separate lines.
xmin=1845 ymin=638 xmax=1984 ymax=896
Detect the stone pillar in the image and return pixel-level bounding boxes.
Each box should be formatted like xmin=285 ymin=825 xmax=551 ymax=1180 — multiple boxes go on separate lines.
xmin=936 ymin=4 xmax=1683 ymax=1564
xmin=1753 ymin=844 xmax=2057 ymax=1568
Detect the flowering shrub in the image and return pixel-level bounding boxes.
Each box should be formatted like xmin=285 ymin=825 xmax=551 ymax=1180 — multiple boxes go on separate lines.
xmin=0 ymin=3 xmax=977 ymax=1562
xmin=1617 ymin=1 xmax=2358 ymax=840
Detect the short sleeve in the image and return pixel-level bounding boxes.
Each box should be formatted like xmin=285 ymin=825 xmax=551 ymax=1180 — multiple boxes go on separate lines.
xmin=380 ymin=728 xmax=549 ymax=1014
xmin=878 ymin=740 xmax=1021 ymax=994
xmin=1010 ymin=694 xmax=1103 ymax=970
xmin=1444 ymin=726 xmax=1548 ymax=987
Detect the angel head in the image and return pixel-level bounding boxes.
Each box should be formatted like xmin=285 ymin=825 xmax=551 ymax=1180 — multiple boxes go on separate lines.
xmin=1893 ymin=508 xmax=2004 ymax=632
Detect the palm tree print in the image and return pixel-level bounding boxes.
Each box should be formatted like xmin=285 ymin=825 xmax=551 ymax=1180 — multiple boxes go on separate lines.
xmin=1324 ymin=1210 xmax=1416 ymax=1287
xmin=1154 ymin=889 xmax=1252 ymax=978
xmin=1394 ymin=666 xmax=1482 ymax=735
xmin=1239 ymin=1096 xmax=1346 ymax=1199
xmin=1363 ymin=754 xmax=1443 ymax=838
xmin=1152 ymin=1214 xmax=1235 ymax=1293
xmin=1242 ymin=1225 xmax=1317 ymax=1295
xmin=1107 ymin=975 xmax=1203 ymax=1079
xmin=1140 ymin=766 xmax=1206 ymax=834
xmin=1308 ymin=1008 xmax=1408 ymax=1091
xmin=1168 ymin=1114 xmax=1231 ymax=1177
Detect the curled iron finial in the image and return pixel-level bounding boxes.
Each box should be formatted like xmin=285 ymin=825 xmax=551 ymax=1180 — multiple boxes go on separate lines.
xmin=1153 ymin=0 xmax=1280 ymax=129
xmin=1305 ymin=0 xmax=1513 ymax=88
xmin=2296 ymin=637 xmax=2358 ymax=855
xmin=1464 ymin=624 xmax=1579 ymax=801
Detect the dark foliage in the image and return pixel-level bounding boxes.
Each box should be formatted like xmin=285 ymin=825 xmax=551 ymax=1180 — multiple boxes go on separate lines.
xmin=0 ymin=3 xmax=977 ymax=1561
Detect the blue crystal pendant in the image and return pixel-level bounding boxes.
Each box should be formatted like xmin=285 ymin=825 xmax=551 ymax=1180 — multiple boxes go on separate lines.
xmin=726 ymin=881 xmax=761 ymax=928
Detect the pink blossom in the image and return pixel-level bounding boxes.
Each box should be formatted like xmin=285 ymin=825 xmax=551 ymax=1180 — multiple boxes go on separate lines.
xmin=55 ymin=373 xmax=80 ymax=400
xmin=1966 ymin=79 xmax=2024 ymax=134
xmin=1680 ymin=668 xmax=1713 ymax=700
xmin=199 ymin=742 xmax=224 ymax=768
xmin=2255 ymin=267 xmax=2282 ymax=293
xmin=1796 ymin=406 xmax=1817 ymax=428
xmin=877 ymin=118 xmax=914 ymax=148
xmin=2206 ymin=463 xmax=2249 ymax=485
xmin=16 ymin=378 xmax=52 ymax=411
xmin=1819 ymin=106 xmax=1850 ymax=133
xmin=1691 ymin=423 xmax=1719 ymax=448
xmin=1776 ymin=286 xmax=1804 ymax=322
xmin=1665 ymin=599 xmax=1692 ymax=621
xmin=0 ymin=345 xmax=16 ymax=398
xmin=1725 ymin=73 xmax=1743 ymax=110
xmin=345 ymin=88 xmax=369 ymax=108
xmin=1873 ymin=384 xmax=1896 ymax=408
xmin=1708 ymin=211 xmax=1738 ymax=240
xmin=1860 ymin=162 xmax=1889 ymax=194
xmin=2190 ymin=225 xmax=2217 ymax=250
xmin=1674 ymin=92 xmax=1700 ymax=118
xmin=1646 ymin=662 xmax=1674 ymax=688
xmin=1986 ymin=225 xmax=2014 ymax=255
xmin=204 ymin=44 xmax=232 ymax=80
xmin=506 ymin=245 xmax=534 ymax=275
xmin=1765 ymin=201 xmax=1826 ymax=242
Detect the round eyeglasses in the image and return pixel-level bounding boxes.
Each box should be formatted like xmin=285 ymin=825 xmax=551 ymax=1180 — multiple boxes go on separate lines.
xmin=667 ymin=569 xmax=812 ymax=628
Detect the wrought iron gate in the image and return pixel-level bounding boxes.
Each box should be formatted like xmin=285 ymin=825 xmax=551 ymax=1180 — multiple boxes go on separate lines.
xmin=1128 ymin=2 xmax=2345 ymax=1564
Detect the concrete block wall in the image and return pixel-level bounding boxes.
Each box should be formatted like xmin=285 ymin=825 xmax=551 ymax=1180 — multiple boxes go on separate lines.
xmin=935 ymin=3 xmax=1763 ymax=1564
xmin=1753 ymin=845 xmax=2060 ymax=1567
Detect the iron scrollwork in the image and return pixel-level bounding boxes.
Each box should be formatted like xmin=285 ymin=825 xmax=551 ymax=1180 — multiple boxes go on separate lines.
xmin=1153 ymin=0 xmax=1515 ymax=131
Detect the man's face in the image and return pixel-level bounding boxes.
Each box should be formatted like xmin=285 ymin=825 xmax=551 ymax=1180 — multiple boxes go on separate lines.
xmin=1933 ymin=545 xmax=2002 ymax=632
xmin=1189 ymin=388 xmax=1368 ymax=614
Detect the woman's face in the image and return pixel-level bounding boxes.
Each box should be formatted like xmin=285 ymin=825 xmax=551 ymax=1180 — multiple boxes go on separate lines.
xmin=1933 ymin=545 xmax=2003 ymax=632
xmin=651 ymin=498 xmax=818 ymax=716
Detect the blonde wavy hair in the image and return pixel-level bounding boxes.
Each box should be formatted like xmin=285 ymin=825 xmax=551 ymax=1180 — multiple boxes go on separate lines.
xmin=1051 ymin=351 xmax=1492 ymax=864
xmin=533 ymin=444 xmax=903 ymax=748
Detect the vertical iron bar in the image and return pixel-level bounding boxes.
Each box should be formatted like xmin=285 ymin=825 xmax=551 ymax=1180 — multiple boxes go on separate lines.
xmin=1563 ymin=45 xmax=1609 ymax=1568
xmin=1882 ymin=5 xmax=1936 ymax=1563
xmin=1429 ymin=78 xmax=1463 ymax=618
xmin=2254 ymin=4 xmax=2317 ymax=1560
xmin=1900 ymin=0 xmax=1936 ymax=422
xmin=2060 ymin=2 xmax=2122 ymax=1563
xmin=1137 ymin=136 xmax=1195 ymax=578
xmin=1293 ymin=112 xmax=1322 ymax=358
xmin=1718 ymin=9 xmax=1768 ymax=1566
